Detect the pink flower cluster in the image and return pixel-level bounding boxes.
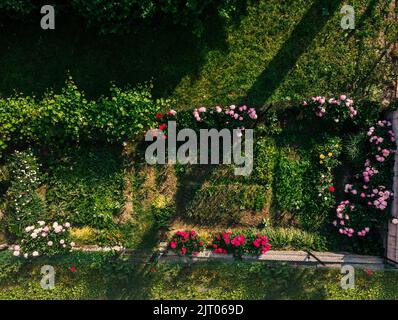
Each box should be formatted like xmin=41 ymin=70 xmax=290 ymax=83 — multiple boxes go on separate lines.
xmin=333 ymin=200 xmax=362 ymax=237
xmin=304 ymin=95 xmax=356 ymax=121
xmin=193 ymin=107 xmax=206 ymax=122
xmin=252 ymin=234 xmax=271 ymax=254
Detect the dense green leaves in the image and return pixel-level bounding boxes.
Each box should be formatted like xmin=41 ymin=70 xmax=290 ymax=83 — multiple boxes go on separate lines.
xmin=0 ymin=78 xmax=159 ymax=155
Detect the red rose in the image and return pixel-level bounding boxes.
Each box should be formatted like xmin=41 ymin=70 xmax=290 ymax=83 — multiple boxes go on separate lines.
xmin=328 ymin=186 xmax=335 ymax=192
xmin=156 ymin=113 xmax=162 ymax=119
xmin=159 ymin=123 xmax=167 ymax=131
xmin=69 ymin=267 xmax=77 ymax=273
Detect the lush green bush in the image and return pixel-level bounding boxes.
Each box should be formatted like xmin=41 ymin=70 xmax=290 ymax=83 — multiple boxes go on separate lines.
xmin=273 ymin=147 xmax=309 ymax=214
xmin=4 ymin=150 xmax=46 ymax=238
xmin=253 ymin=136 xmax=277 ymax=187
xmin=45 ymin=146 xmax=125 ymax=229
xmin=0 ymin=78 xmax=159 ymax=155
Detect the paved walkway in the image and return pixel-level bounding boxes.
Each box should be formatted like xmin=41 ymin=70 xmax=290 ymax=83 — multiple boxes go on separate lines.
xmin=159 ymin=246 xmax=387 ymax=270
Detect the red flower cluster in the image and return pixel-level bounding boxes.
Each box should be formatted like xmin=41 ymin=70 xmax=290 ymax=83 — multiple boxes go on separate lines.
xmin=153 ymin=109 xmax=177 ymax=139
xmin=328 ymin=186 xmax=335 ymax=192
xmin=252 ymin=234 xmax=271 ymax=255
xmin=211 ymin=232 xmax=248 ymax=258
xmin=168 ymin=230 xmax=204 ymax=256
xmin=231 ymin=234 xmax=245 ymax=247
xmin=212 ymin=231 xmax=232 ymax=254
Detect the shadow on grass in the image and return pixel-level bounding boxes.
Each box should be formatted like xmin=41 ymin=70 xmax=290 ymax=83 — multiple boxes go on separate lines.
xmin=0 ymin=5 xmax=250 ymax=99
xmin=242 ymin=0 xmax=343 ymax=106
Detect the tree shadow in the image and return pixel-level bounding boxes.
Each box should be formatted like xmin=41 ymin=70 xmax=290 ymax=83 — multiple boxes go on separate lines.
xmin=242 ymin=0 xmax=343 ymax=106
xmin=0 ymin=4 xmax=249 ymax=99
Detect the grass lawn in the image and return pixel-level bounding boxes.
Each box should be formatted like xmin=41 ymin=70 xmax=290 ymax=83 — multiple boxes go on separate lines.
xmin=1 ymin=251 xmax=398 ymax=300
xmin=0 ymin=1 xmax=394 ymax=107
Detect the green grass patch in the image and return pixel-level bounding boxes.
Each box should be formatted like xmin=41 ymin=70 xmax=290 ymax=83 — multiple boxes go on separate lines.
xmin=1 ymin=251 xmax=398 ymax=300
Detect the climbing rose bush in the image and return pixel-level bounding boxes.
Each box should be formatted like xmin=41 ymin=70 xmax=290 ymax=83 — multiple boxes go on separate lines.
xmin=10 ymin=220 xmax=74 ymax=258
xmin=154 ymin=105 xmax=258 ymax=137
xmin=168 ymin=230 xmax=205 ymax=256
xmin=333 ymin=120 xmax=395 ymax=237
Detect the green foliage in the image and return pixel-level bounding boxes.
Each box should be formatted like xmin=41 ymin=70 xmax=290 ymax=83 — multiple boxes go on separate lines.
xmin=253 ymin=136 xmax=277 ymax=187
xmin=0 ymin=96 xmax=36 ymax=152
xmin=344 ymin=132 xmax=367 ymax=164
xmin=258 ymin=227 xmax=327 ymax=251
xmin=45 ymin=146 xmax=125 ymax=229
xmin=0 ymin=0 xmax=35 ymax=14
xmin=5 ymin=149 xmax=46 ymax=238
xmin=273 ymin=147 xmax=309 ymax=214
xmin=0 ymin=78 xmax=159 ymax=154
xmin=187 ymin=184 xmax=269 ymax=224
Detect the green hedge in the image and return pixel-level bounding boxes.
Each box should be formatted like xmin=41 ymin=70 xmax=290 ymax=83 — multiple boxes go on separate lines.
xmin=0 ymin=77 xmax=160 ymax=155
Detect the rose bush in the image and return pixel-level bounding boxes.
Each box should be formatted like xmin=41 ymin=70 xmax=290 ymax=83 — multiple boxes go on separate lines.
xmin=303 ymin=95 xmax=357 ymax=128
xmin=333 ymin=120 xmax=395 ymax=238
xmin=168 ymin=230 xmax=205 ymax=256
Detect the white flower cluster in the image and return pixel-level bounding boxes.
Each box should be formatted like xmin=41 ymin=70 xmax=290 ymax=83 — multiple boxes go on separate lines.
xmin=11 ymin=220 xmax=75 ymax=259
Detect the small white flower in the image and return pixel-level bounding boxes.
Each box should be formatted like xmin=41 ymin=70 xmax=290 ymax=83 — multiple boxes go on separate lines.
xmin=47 ymin=241 xmax=53 ymax=246
xmin=32 ymin=251 xmax=39 ymax=257
xmin=13 ymin=251 xmax=20 ymax=257
xmin=60 ymin=240 xmax=65 ymax=244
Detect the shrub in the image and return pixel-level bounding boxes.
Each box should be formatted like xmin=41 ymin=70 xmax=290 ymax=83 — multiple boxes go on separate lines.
xmin=244 ymin=233 xmax=271 ymax=256
xmin=253 ymin=136 xmax=277 ymax=187
xmin=273 ymin=147 xmax=308 ymax=214
xmin=0 ymin=96 xmax=36 ymax=153
xmin=71 ymin=0 xmax=244 ymax=36
xmin=10 ymin=220 xmax=74 ymax=259
xmin=302 ymin=95 xmax=357 ymax=129
xmin=0 ymin=78 xmax=160 ymax=155
xmin=168 ymin=230 xmax=205 ymax=256
xmin=46 ymin=146 xmax=125 ymax=229
xmin=5 ymin=149 xmax=46 ymax=238
xmin=333 ymin=120 xmax=395 ymax=238
xmin=211 ymin=231 xmax=246 ymax=258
